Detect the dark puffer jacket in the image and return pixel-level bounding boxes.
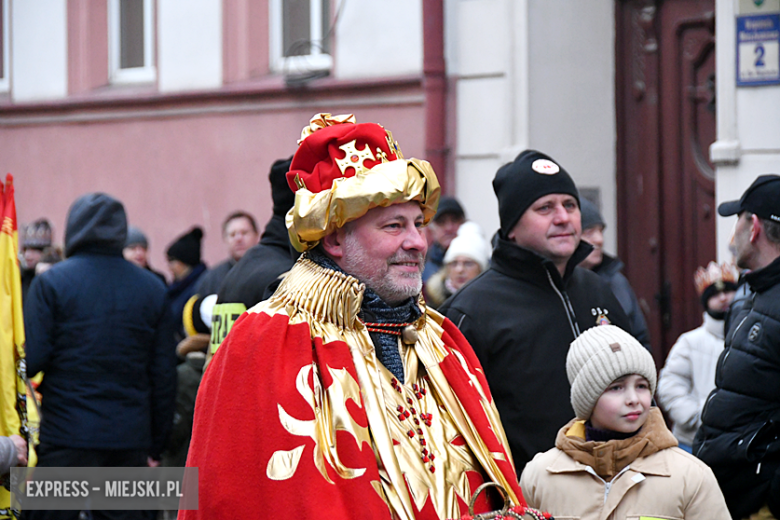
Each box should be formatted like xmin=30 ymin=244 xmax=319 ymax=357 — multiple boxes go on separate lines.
xmin=440 ymin=237 xmax=630 ymax=474
xmin=694 ymin=255 xmax=780 ymax=519
xmin=593 ymin=253 xmax=651 ymax=351
xmin=24 ymin=194 xmax=177 ymax=458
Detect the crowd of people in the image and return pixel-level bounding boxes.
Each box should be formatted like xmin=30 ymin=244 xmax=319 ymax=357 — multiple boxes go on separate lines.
xmin=6 ymin=112 xmax=780 ymax=520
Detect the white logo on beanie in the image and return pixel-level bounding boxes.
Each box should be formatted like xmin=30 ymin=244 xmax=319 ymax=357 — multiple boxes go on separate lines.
xmin=531 ymin=159 xmax=560 ymax=175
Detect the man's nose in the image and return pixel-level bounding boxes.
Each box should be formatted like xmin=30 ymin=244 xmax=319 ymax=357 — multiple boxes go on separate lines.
xmin=552 ymin=205 xmax=571 ymax=224
xmin=405 ymin=225 xmax=428 ymax=251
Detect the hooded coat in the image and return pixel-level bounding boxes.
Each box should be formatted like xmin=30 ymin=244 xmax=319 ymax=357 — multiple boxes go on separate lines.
xmin=24 ymin=193 xmax=177 ymax=458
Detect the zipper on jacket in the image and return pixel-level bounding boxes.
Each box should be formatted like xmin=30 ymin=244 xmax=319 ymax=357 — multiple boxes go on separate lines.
xmin=585 ymin=464 xmax=632 ymax=504
xmin=546 ymin=269 xmax=581 ymax=338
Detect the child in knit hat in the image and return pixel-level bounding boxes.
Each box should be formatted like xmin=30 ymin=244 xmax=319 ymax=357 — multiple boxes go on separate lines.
xmin=519 ymin=325 xmax=730 ymax=519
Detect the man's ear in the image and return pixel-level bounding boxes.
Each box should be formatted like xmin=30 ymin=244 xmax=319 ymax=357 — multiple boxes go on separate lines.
xmin=321 ymin=229 xmax=345 ymax=260
xmin=750 ymin=214 xmax=762 ymax=243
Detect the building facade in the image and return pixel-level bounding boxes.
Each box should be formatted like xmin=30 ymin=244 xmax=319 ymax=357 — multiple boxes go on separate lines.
xmin=2 ymin=0 xmax=778 ymax=356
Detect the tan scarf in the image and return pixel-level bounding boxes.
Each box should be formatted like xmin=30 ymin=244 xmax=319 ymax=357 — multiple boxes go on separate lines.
xmin=555 ymin=407 xmax=677 ymax=481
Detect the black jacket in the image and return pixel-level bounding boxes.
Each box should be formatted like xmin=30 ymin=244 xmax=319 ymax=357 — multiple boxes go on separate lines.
xmin=195 ymin=258 xmax=236 ymax=296
xmin=593 ymin=253 xmax=652 ymax=351
xmin=694 ymin=255 xmax=780 ymax=519
xmin=24 ymin=194 xmax=177 ymax=458
xmin=440 ymin=237 xmax=630 ymax=474
xmin=167 ymin=262 xmax=207 ymax=341
xmin=216 ymin=214 xmax=297 ymax=308
xmin=209 ymin=215 xmax=298 ymax=349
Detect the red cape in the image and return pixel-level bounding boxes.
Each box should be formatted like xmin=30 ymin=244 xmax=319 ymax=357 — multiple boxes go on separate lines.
xmin=182 ymin=265 xmax=524 ymax=519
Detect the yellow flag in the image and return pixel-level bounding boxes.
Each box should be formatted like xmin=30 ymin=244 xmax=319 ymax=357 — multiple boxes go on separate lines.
xmin=0 ymin=174 xmax=27 ymax=519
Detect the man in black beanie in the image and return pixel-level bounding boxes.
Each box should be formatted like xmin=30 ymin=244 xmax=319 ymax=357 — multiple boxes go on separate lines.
xmin=440 ymin=149 xmax=631 ymax=475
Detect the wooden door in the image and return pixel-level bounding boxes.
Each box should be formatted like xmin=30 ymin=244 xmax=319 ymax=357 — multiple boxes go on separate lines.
xmin=616 ymin=0 xmax=717 ymax=364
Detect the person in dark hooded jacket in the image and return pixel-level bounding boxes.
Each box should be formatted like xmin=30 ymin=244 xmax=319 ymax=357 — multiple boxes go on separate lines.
xmin=23 ymin=193 xmax=177 ymax=519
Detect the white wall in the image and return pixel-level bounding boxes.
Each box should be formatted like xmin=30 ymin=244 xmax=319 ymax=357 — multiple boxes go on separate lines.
xmin=713 ymin=0 xmax=780 ymax=261
xmin=158 ymin=0 xmax=223 ymax=92
xmin=448 ymin=0 xmax=617 ymax=248
xmin=527 ymin=0 xmax=617 ymax=252
xmin=11 ymin=0 xmax=68 ymax=102
xmin=448 ymin=0 xmax=525 ymax=236
xmin=335 ymin=0 xmax=422 ymax=79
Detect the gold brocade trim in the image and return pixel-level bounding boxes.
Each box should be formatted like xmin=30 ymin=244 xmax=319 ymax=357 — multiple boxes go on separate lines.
xmin=298 ymin=113 xmax=357 ymax=144
xmin=285 ymin=158 xmax=441 ymax=252
xmin=259 ymin=256 xmax=365 ymax=330
xmin=252 ymin=258 xmax=518 ymax=519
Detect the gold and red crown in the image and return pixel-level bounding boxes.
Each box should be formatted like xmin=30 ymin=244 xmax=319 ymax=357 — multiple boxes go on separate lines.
xmin=285 ymin=113 xmax=440 ymax=252
xmin=694 ymin=261 xmax=739 ymax=296
xmin=287 ymin=113 xmax=404 ymax=193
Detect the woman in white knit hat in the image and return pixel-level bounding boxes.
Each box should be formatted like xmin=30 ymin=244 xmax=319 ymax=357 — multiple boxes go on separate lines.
xmin=424 ymin=221 xmax=489 ymax=308
xmin=519 ymin=325 xmax=730 ymax=519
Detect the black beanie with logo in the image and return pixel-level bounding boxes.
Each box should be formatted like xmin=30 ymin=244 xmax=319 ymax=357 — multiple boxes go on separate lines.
xmin=166 ymin=227 xmax=203 ymax=267
xmin=492 ymin=150 xmax=580 ymax=238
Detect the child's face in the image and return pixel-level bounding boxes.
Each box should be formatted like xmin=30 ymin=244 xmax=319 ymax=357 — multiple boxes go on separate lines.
xmin=590 ymin=374 xmax=652 ymax=433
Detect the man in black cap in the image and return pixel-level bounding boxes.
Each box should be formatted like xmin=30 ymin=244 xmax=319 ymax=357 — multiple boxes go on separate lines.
xmin=694 ymin=174 xmax=780 ymax=520
xmin=440 ymin=150 xmax=630 ymax=474
xmin=422 ymin=195 xmax=466 ymax=282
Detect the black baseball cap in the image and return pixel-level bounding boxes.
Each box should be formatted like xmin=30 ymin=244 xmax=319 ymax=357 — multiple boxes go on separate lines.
xmin=717 ymin=174 xmax=780 ymax=223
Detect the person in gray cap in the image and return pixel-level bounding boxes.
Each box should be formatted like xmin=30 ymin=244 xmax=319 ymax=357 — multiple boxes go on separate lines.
xmin=20 ymin=218 xmax=53 ymax=302
xmin=440 ymin=149 xmax=630 ymax=475
xmin=694 ymin=174 xmax=780 ymax=520
xmin=123 ymin=225 xmax=167 ymax=285
xmin=578 ymin=198 xmax=651 ymax=351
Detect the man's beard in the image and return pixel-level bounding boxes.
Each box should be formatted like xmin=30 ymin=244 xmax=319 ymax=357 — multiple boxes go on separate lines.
xmin=341 ymin=234 xmax=423 ymax=305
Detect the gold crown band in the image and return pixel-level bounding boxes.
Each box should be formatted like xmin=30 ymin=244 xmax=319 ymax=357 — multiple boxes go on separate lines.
xmin=285 ymin=158 xmax=441 ymax=252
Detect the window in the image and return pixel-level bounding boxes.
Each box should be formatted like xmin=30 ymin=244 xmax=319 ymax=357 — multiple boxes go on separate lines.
xmin=108 ymin=0 xmax=155 ymax=83
xmin=270 ymin=0 xmax=332 ymax=76
xmin=0 ymin=0 xmax=8 ymax=92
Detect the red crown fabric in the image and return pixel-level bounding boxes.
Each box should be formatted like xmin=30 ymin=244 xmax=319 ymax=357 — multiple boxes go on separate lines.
xmin=287 ymin=118 xmax=402 ymax=194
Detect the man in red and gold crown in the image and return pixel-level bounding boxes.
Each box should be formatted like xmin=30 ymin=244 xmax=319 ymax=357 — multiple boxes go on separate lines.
xmin=182 ymin=114 xmax=532 ymax=519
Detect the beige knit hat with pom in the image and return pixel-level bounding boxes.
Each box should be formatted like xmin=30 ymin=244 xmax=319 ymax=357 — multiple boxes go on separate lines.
xmin=567 ymin=325 xmax=657 ymax=420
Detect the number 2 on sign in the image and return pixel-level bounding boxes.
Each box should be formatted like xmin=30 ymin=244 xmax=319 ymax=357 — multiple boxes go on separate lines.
xmin=755 ymin=44 xmax=766 ymax=67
